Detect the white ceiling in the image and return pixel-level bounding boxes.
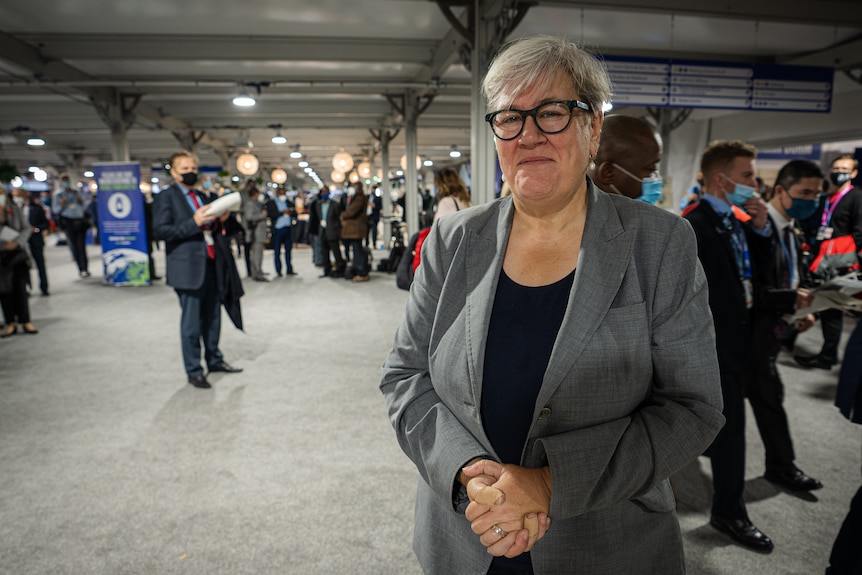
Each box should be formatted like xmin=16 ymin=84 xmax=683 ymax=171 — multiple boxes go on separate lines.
xmin=1 ymin=0 xmax=861 ymax=187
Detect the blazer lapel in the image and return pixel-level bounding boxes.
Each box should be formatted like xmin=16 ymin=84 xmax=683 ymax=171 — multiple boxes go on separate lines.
xmin=536 ymin=185 xmax=635 ymax=410
xmin=465 ymin=200 xmax=513 ymax=407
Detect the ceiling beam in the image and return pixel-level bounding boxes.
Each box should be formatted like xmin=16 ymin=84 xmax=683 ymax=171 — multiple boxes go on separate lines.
xmin=539 ymin=0 xmax=862 ymax=27
xmin=12 ymin=34 xmax=438 ymax=64
xmin=0 ymin=30 xmax=232 ymax=153
xmin=781 ymin=34 xmax=862 ymax=69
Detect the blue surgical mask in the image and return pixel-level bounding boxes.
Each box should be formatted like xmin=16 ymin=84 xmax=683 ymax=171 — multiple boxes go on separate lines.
xmin=320 ymin=193 xmax=329 ymax=201
xmin=721 ymin=174 xmax=756 ymax=207
xmin=612 ymin=163 xmax=663 ymax=205
xmin=203 ymin=180 xmax=212 ymax=190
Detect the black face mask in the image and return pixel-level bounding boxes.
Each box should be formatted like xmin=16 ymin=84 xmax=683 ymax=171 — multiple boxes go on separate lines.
xmin=830 ymin=172 xmax=852 ymax=187
xmin=181 ymin=172 xmax=199 ymax=187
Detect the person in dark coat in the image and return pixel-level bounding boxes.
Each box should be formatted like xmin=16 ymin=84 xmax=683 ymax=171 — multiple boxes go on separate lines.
xmin=795 ymin=154 xmax=861 ymax=370
xmin=14 ymin=188 xmax=50 ymax=296
xmin=826 ymin=348 xmax=862 ymax=574
xmin=308 ymin=185 xmax=345 ymax=278
xmin=685 ymin=140 xmax=775 ymax=553
xmin=340 ymin=181 xmax=369 ymax=282
xmin=152 ymin=151 xmax=243 ymax=389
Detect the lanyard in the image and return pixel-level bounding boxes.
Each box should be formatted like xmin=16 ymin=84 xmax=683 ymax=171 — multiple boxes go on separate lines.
xmin=777 ymin=225 xmax=797 ymax=288
xmin=821 ymin=186 xmax=852 ymax=227
xmin=725 ymin=218 xmax=752 ymax=280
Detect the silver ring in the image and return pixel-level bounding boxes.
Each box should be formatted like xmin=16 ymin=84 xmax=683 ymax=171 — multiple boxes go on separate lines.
xmin=492 ymin=524 xmax=506 ymax=538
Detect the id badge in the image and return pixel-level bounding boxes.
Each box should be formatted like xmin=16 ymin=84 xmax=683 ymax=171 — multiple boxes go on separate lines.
xmin=203 ymin=230 xmax=214 ymax=246
xmin=743 ymin=278 xmax=754 ymax=309
xmin=816 ymin=226 xmax=834 ymax=241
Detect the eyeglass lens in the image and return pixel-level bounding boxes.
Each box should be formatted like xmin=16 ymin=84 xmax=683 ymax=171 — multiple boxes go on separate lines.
xmin=490 ymin=102 xmax=574 ymax=139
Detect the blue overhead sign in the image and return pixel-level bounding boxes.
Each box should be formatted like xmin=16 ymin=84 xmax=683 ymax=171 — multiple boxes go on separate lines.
xmin=758 ymin=144 xmax=823 ymax=161
xmin=604 ymin=56 xmax=833 ymax=113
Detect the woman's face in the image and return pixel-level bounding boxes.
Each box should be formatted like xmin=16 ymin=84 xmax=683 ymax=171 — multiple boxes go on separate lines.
xmin=494 ymin=73 xmax=603 ymax=206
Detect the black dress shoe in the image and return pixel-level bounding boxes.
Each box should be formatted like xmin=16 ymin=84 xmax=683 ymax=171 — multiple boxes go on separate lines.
xmin=794 ymin=354 xmax=836 ymax=370
xmin=188 ymin=375 xmax=211 ymax=389
xmin=765 ymin=467 xmax=823 ymax=491
xmin=208 ymin=362 xmax=243 ymax=374
xmin=710 ymin=516 xmax=774 ymax=553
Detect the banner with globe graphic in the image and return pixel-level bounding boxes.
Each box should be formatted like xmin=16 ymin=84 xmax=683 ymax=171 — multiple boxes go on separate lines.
xmin=93 ymin=163 xmax=150 ymax=286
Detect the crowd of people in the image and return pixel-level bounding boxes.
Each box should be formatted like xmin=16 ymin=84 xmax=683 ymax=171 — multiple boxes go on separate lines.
xmin=2 ymin=34 xmax=861 ymax=574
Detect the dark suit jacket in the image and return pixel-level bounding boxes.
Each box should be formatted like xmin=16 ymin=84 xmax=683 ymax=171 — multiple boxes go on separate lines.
xmin=152 ymin=183 xmax=213 ymax=291
xmin=308 ymin=197 xmax=342 ymax=240
xmin=26 ymin=199 xmax=50 ymax=249
xmin=685 ymin=200 xmax=770 ymax=375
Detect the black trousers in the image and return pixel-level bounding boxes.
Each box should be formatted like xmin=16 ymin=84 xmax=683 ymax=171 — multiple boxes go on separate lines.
xmin=819 ymin=308 xmax=844 ymax=363
xmin=27 ymin=239 xmax=48 ymax=294
xmin=827 ymin=484 xmax=862 ymax=574
xmin=0 ymin=263 xmax=31 ymax=324
xmin=63 ymin=220 xmax=89 ymax=273
xmin=320 ymin=234 xmax=345 ymax=276
xmin=745 ymin=322 xmax=796 ymax=471
xmin=706 ymin=368 xmax=748 ymax=520
xmin=174 ymin=260 xmax=222 ymax=377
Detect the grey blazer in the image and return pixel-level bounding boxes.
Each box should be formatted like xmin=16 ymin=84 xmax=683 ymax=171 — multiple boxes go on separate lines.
xmin=381 ymin=180 xmax=725 ymax=574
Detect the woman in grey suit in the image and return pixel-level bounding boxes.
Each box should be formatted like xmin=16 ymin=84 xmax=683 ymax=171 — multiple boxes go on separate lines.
xmin=381 ymin=36 xmax=725 ymax=574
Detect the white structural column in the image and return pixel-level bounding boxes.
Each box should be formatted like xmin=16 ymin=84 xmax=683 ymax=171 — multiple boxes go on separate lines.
xmin=404 ymin=89 xmax=421 ymax=236
xmin=470 ymin=1 xmax=499 ymax=206
xmin=90 ymin=90 xmax=140 ymax=162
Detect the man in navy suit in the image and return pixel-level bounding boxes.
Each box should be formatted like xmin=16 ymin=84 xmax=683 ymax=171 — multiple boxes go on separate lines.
xmin=153 ymin=151 xmax=242 ymax=389
xmin=685 ymin=140 xmax=774 ymax=553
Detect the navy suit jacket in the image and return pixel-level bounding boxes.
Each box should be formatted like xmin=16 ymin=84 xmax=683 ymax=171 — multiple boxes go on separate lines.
xmin=152 ymin=183 xmax=212 ymax=291
xmin=26 ymin=199 xmax=50 ymax=248
xmin=685 ymin=200 xmax=771 ymax=375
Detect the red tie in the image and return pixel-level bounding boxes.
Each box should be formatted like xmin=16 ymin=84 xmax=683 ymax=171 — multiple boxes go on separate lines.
xmin=188 ymin=191 xmax=215 ymax=260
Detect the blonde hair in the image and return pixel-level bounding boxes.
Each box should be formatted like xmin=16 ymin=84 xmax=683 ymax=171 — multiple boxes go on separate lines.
xmin=482 ymin=36 xmax=612 ymax=116
xmin=168 ymin=151 xmax=199 ymax=169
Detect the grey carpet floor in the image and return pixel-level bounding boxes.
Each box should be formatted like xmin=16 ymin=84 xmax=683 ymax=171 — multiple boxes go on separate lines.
xmin=1 ymin=239 xmax=859 ymax=575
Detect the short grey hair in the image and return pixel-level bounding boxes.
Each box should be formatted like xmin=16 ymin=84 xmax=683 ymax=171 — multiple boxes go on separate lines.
xmin=482 ymin=36 xmax=612 ymax=117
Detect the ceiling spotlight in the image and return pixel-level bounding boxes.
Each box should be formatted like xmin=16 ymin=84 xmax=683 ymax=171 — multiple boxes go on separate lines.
xmin=271 ymin=131 xmax=287 ymax=145
xmin=449 ymin=146 xmax=462 ymax=159
xmin=232 ymin=87 xmax=256 ymax=107
xmin=290 ymin=146 xmax=302 ymax=159
xmin=602 ymin=102 xmax=614 ymax=113
xmin=298 ymin=160 xmax=309 ymax=168
xmin=423 ymin=159 xmax=434 ymax=167
xmin=27 ymin=135 xmax=46 ymax=146
xmin=83 ymin=170 xmax=94 ymax=178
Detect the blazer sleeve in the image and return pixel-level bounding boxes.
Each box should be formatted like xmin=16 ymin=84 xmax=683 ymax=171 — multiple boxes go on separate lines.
xmin=152 ymin=188 xmax=201 ymax=242
xmin=381 ymin=222 xmax=491 ymax=508
xmin=535 ymin=216 xmax=725 ymax=519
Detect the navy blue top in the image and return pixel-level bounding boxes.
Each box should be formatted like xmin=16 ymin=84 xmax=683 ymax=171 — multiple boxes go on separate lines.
xmin=482 ymin=268 xmax=575 ymax=463
xmin=481 ymin=267 xmax=575 ymax=571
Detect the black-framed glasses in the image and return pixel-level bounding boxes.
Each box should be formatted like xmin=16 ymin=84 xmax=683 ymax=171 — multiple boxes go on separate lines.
xmin=484 ymin=100 xmax=591 ymax=140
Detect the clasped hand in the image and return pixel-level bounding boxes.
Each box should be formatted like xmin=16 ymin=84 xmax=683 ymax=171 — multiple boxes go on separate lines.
xmin=462 ymin=460 xmax=552 ymax=558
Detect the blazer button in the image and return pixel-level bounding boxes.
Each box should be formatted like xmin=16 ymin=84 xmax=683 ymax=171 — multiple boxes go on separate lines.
xmin=538 ymin=407 xmax=552 ymax=420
